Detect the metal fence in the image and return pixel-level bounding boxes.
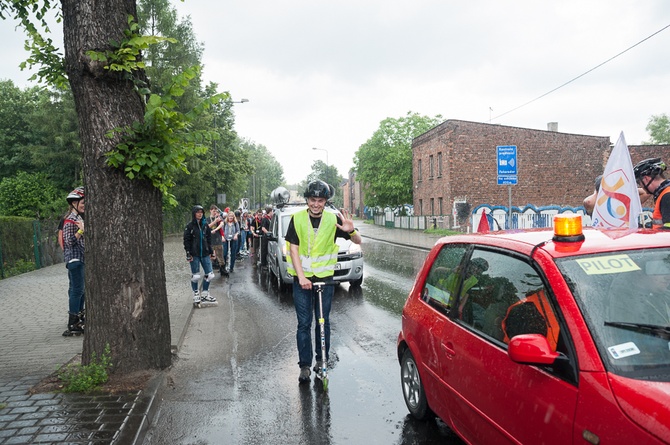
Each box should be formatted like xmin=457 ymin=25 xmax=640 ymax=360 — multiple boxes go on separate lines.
xmin=0 ymin=211 xmax=190 ymax=279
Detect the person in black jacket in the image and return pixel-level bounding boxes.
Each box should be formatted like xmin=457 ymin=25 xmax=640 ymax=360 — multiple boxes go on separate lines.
xmin=184 ymin=205 xmax=217 ymax=305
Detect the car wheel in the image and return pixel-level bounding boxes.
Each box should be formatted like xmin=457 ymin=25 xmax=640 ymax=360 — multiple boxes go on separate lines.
xmin=401 ymin=348 xmax=434 ymax=420
xmin=350 ymin=277 xmax=363 ymax=287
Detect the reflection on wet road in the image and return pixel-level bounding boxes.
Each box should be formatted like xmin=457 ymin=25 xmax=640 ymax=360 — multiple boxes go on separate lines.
xmin=144 ymin=238 xmax=464 ymax=445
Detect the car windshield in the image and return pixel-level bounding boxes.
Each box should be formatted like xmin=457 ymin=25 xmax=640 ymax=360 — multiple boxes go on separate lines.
xmin=556 ymin=249 xmax=670 ymax=381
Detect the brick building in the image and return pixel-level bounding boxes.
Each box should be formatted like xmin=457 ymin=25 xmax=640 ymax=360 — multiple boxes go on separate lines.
xmin=342 ymin=171 xmax=365 ymax=217
xmin=341 ymin=118 xmax=670 ymax=228
xmin=412 ymin=120 xmax=613 ymax=225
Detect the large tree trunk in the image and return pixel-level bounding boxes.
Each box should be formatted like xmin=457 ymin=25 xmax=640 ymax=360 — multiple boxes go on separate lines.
xmin=61 ymin=0 xmax=171 ymax=373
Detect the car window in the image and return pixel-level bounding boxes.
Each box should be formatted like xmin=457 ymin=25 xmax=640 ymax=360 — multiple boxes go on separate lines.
xmin=271 ymin=214 xmax=279 ymax=236
xmin=281 ymin=214 xmax=293 ymax=237
xmin=422 ymin=244 xmax=468 ymax=313
xmin=456 ymin=249 xmax=560 ymax=352
xmin=557 ymin=249 xmax=670 ymax=381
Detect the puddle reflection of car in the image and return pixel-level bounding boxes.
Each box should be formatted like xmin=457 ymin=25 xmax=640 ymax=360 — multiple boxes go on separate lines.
xmin=266 ymin=187 xmax=363 ymax=292
xmin=398 ymin=214 xmax=670 ymax=445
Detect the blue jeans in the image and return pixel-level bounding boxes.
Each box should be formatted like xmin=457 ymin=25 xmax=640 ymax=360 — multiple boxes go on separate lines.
xmin=293 ymin=281 xmax=333 ymax=368
xmin=66 ymin=261 xmax=85 ymax=314
xmin=189 ymin=256 xmax=213 ymax=292
xmin=239 ymin=230 xmax=248 ymax=251
xmin=222 ymin=239 xmax=238 ymax=270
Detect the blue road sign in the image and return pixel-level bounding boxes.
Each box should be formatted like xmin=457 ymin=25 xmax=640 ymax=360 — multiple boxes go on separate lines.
xmin=497 ymin=145 xmax=517 ymax=176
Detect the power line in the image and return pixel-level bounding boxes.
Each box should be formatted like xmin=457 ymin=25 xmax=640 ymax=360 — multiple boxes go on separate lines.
xmin=491 ymin=23 xmax=670 ymax=122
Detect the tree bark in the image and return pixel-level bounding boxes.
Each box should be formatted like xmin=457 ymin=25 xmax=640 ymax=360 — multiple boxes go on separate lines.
xmin=61 ymin=0 xmax=171 ymax=373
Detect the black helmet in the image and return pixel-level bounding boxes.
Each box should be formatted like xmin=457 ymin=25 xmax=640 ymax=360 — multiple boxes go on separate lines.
xmin=634 ymin=158 xmax=666 ymax=180
xmin=470 ymin=258 xmax=489 ymax=274
xmin=66 ymin=187 xmax=84 ymax=204
xmin=304 ymin=180 xmax=331 ymax=199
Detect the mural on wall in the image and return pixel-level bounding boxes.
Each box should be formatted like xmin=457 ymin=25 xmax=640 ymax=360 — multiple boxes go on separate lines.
xmin=473 ymin=204 xmax=653 ymax=231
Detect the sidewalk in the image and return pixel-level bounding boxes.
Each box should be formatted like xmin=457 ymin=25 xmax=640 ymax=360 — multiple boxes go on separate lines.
xmin=0 ymin=235 xmax=192 ymax=445
xmin=0 ymin=224 xmax=437 ymax=444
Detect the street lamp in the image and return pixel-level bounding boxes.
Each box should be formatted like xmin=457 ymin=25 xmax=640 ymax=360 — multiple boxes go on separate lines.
xmin=312 ymin=147 xmax=329 ymax=182
xmin=230 ymin=98 xmax=249 ymax=104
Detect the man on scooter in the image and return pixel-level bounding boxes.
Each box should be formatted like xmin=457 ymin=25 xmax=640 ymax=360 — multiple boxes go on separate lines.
xmin=285 ymin=180 xmax=362 ymax=383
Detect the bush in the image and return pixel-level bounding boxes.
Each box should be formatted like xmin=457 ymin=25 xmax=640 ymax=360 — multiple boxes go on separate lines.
xmin=58 ymin=344 xmax=112 ymax=393
xmin=0 ymin=171 xmax=63 ymax=219
xmin=3 ymin=259 xmax=36 ymax=277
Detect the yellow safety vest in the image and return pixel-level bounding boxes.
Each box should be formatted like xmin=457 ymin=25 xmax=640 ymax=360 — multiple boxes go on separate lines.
xmin=287 ymin=210 xmax=339 ymax=278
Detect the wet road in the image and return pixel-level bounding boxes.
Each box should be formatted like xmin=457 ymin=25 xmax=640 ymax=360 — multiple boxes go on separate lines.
xmin=144 ymin=240 xmax=464 ymax=445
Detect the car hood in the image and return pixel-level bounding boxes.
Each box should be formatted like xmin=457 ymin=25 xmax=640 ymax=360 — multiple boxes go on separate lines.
xmin=608 ymin=373 xmax=670 ymax=441
xmin=336 ymin=237 xmax=353 ymax=251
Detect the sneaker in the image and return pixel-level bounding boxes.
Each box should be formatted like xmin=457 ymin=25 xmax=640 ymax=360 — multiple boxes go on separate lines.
xmin=298 ymin=366 xmax=311 ymax=383
xmin=312 ymin=360 xmax=323 ymax=373
xmin=201 ymin=291 xmax=217 ymax=303
xmin=192 ymin=291 xmax=201 ymax=304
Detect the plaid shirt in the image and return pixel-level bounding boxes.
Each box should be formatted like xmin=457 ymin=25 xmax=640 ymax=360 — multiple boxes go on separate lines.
xmin=63 ymin=212 xmax=85 ymax=263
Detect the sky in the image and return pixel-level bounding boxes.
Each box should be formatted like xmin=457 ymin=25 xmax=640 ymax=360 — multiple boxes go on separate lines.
xmin=1 ymin=1 xmax=669 ymax=184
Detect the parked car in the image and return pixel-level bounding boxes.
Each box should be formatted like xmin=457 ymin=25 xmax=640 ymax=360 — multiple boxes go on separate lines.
xmin=397 ymin=214 xmax=670 ymax=445
xmin=266 ymin=188 xmax=363 ymax=292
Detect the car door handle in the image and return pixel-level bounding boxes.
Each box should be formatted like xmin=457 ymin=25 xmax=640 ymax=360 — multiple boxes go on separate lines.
xmin=441 ymin=341 xmax=456 ymax=358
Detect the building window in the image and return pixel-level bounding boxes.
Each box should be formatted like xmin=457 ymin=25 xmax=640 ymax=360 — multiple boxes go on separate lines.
xmin=419 ymin=199 xmax=423 ymax=215
xmin=437 ymin=152 xmax=443 ymax=177
xmin=417 ymin=159 xmax=422 ymax=182
xmin=429 ymin=155 xmax=434 ymax=179
xmin=438 ymin=197 xmax=443 ymax=215
xmin=430 ymin=198 xmax=435 ymax=215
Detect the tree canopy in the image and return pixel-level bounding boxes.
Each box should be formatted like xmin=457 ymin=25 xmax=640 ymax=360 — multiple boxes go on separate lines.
xmin=353 ymin=111 xmax=442 ymax=209
xmin=645 ymin=113 xmax=670 ymax=144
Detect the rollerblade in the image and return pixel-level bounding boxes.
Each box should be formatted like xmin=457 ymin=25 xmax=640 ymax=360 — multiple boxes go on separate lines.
xmin=201 ymin=290 xmax=218 ymax=305
xmin=193 ymin=290 xmax=201 ymax=308
xmin=62 ymin=313 xmax=84 ymax=337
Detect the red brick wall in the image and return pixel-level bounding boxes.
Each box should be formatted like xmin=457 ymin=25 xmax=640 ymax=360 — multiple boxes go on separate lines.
xmin=629 ymin=145 xmax=670 ymax=169
xmin=412 ymin=120 xmax=611 ymax=216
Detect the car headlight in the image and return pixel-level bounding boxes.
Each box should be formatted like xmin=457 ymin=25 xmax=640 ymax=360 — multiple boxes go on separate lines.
xmin=348 ymin=243 xmax=362 ymax=258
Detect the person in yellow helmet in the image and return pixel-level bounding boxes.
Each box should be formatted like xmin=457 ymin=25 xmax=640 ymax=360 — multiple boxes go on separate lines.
xmin=286 ymin=180 xmax=362 ymax=383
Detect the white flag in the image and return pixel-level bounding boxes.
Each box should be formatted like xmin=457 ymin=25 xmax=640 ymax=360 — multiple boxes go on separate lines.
xmin=591 ymin=132 xmax=642 ymax=229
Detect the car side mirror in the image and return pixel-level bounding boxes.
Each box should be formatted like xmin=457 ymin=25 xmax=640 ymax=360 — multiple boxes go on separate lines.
xmin=508 ymin=334 xmax=562 ymax=366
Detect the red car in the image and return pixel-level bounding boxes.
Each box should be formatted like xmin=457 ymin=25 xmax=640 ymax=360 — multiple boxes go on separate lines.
xmin=397 ymin=215 xmax=670 ymax=445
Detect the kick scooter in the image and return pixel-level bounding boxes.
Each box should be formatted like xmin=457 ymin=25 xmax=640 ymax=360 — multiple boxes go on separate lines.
xmin=314 ymin=281 xmax=329 ymax=391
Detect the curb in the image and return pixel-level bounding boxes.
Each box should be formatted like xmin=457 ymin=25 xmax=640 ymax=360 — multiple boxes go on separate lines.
xmin=117 ymin=368 xmax=166 ymax=445
xmin=126 ymin=294 xmax=196 ymax=444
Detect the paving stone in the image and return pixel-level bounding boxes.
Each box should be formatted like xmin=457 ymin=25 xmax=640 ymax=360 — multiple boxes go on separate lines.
xmin=4 ymin=434 xmax=35 ymax=444
xmin=0 ymin=236 xmax=219 ymax=444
